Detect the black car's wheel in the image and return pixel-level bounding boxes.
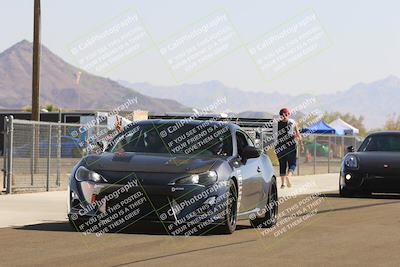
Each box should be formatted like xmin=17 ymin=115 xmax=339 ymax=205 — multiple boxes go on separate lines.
xmin=217 ymin=180 xmax=238 ymax=234
xmin=339 ymin=181 xmax=354 ymax=197
xmin=250 ymin=180 xmax=278 ymax=228
xmin=68 ymin=215 xmax=87 ymax=232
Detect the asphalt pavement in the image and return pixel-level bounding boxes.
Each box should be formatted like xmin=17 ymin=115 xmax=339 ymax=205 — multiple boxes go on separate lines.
xmin=1 ymin=173 xmax=400 ymax=266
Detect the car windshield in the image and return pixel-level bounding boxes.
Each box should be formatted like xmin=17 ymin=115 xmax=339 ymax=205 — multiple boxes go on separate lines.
xmin=107 ymin=121 xmax=233 ymax=156
xmin=358 ymin=134 xmax=400 ymax=152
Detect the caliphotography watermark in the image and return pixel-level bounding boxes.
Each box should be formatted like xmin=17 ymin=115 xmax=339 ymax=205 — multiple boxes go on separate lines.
xmin=247 ymin=9 xmax=332 ymax=81
xmin=69 ymin=175 xmax=150 ymax=237
xmin=158 ymin=9 xmax=242 ymax=81
xmin=249 ymin=181 xmax=326 ymax=244
xmin=68 ymin=8 xmax=152 ymax=75
xmin=158 ymin=182 xmax=230 ymax=236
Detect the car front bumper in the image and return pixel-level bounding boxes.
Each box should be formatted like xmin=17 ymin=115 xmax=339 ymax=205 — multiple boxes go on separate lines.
xmin=68 ymin=178 xmax=231 ymax=232
xmin=341 ymin=169 xmax=400 ymax=193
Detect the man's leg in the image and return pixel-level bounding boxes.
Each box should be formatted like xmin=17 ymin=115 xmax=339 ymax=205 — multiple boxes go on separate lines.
xmin=280 ymin=176 xmax=286 ymax=188
xmin=286 ymin=171 xmax=293 ymax=187
xmin=286 ymin=150 xmax=297 ymax=187
xmin=279 ymin=156 xmax=288 ymax=188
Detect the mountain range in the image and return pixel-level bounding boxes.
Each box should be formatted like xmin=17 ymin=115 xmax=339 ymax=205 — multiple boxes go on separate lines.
xmin=1 ymin=40 xmax=398 ymax=129
xmin=119 ymin=75 xmax=400 ymax=129
xmin=0 ymin=40 xmax=187 ymax=113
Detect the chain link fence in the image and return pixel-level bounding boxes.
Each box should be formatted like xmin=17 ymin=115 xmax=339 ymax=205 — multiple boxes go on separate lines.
xmin=2 ymin=116 xmax=107 ymax=193
xmin=243 ymin=127 xmax=363 ymax=177
xmin=2 ymin=116 xmax=363 ymax=193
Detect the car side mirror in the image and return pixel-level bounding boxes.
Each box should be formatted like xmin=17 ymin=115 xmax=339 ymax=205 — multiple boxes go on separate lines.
xmin=347 ymin=146 xmax=354 ymax=153
xmin=242 ymin=145 xmax=260 ymax=159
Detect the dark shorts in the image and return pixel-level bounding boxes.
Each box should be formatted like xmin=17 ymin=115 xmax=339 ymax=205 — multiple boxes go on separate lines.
xmin=278 ymin=150 xmax=297 ymax=176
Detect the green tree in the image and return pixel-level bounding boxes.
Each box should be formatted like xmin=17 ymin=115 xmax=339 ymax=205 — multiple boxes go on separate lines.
xmin=22 ymin=105 xmax=60 ymax=112
xmin=43 ymin=104 xmax=59 ymax=112
xmin=384 ymin=113 xmax=400 ymax=130
xmin=23 ymin=106 xmax=32 ymax=112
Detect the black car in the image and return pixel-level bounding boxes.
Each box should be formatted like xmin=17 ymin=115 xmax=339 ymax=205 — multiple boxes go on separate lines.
xmin=339 ymin=131 xmax=400 ymax=197
xmin=67 ymin=120 xmax=278 ymax=234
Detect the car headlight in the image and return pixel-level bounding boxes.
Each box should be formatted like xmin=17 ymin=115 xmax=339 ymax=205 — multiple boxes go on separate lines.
xmin=174 ymin=171 xmax=218 ymax=185
xmin=344 ymin=154 xmax=358 ymax=169
xmin=75 ymin=166 xmax=106 ymax=182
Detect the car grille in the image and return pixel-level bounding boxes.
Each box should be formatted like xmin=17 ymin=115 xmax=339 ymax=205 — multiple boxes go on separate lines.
xmin=96 ymin=170 xmax=183 ymax=185
xmin=97 ymin=188 xmax=173 ymax=222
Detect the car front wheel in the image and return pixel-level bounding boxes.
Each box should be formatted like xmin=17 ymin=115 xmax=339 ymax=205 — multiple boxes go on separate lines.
xmin=339 ymin=177 xmax=354 ymax=197
xmin=68 ymin=215 xmax=85 ymax=232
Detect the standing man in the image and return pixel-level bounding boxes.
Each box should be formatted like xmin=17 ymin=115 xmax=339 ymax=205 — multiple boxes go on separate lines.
xmin=275 ymin=108 xmax=303 ymax=188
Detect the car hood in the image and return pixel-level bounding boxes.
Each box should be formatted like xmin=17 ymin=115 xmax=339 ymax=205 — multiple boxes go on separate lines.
xmin=82 ymin=152 xmax=221 ymax=174
xmin=354 ymin=152 xmax=400 ymax=174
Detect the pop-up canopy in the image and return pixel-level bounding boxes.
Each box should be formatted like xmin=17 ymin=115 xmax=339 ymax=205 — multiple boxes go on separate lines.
xmin=328 ymin=118 xmax=359 ymax=136
xmin=300 ymin=120 xmax=336 ymax=134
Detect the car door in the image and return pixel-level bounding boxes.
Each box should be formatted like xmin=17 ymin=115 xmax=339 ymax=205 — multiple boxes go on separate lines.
xmin=235 ymin=131 xmax=263 ymax=212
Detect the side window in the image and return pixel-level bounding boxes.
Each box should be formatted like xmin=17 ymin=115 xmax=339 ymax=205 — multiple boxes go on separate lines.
xmin=243 ymin=132 xmax=255 ymax=147
xmin=236 ymin=131 xmax=249 ymax=157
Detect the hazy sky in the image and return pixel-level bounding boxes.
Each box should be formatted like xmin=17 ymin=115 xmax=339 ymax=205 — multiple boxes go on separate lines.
xmin=2 ymin=0 xmax=400 ymax=95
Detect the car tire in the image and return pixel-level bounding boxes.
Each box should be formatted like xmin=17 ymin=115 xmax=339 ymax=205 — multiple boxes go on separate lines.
xmin=339 ymin=183 xmax=353 ymax=197
xmin=250 ymin=180 xmax=278 ymax=228
xmin=217 ymin=180 xmax=238 ymax=234
xmin=358 ymin=191 xmax=372 ymax=198
xmin=68 ymin=215 xmax=86 ymax=232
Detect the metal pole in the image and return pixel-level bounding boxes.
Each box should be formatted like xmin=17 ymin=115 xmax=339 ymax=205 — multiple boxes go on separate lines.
xmin=328 ymin=136 xmax=331 ymax=173
xmin=313 ymin=136 xmax=316 ymax=175
xmin=6 ymin=116 xmax=14 ymax=194
xmin=297 ymin=147 xmax=300 ymax=176
xmin=46 ymin=125 xmax=51 ymax=191
xmin=341 ymin=136 xmax=344 ymax=157
xmin=32 ymin=0 xmax=41 ymax=122
xmin=34 ymin=124 xmax=40 ymax=174
xmin=56 ymin=121 xmax=61 ymax=186
xmin=3 ymin=116 xmax=9 ymax=192
xmin=32 ymin=0 xmax=41 ymax=175
xmin=58 ymin=109 xmax=62 ymax=124
xmin=31 ymin=125 xmax=35 ymax=185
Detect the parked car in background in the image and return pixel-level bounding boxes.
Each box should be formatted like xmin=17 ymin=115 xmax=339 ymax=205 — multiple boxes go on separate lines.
xmin=14 ymin=135 xmax=85 ymax=158
xmin=339 ymin=131 xmax=400 ymax=197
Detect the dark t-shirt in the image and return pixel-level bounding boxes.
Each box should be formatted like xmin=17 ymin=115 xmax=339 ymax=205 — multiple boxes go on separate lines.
xmin=275 ymin=119 xmax=297 ymax=158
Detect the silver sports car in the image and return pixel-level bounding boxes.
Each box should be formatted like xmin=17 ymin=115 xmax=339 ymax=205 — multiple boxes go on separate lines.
xmin=67 ymin=119 xmax=277 ymax=234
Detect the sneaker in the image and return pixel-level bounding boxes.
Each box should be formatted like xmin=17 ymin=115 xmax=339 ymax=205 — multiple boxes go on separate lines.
xmin=287 ymin=181 xmax=292 ymax=188
xmin=280 ymin=184 xmax=285 ymax=189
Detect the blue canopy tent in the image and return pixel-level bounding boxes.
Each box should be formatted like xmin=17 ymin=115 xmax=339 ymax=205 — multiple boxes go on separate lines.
xmin=300 ymin=120 xmax=336 ymax=135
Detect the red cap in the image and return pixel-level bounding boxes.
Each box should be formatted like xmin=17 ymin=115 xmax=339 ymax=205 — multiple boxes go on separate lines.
xmin=279 ymin=108 xmax=290 ymax=116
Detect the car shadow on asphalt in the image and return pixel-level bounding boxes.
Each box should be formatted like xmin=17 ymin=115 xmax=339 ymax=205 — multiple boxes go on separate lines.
xmin=279 ymin=192 xmax=400 ymax=219
xmin=321 ymin=192 xmax=400 ymax=199
xmin=14 ymin=221 xmax=255 ymax=236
